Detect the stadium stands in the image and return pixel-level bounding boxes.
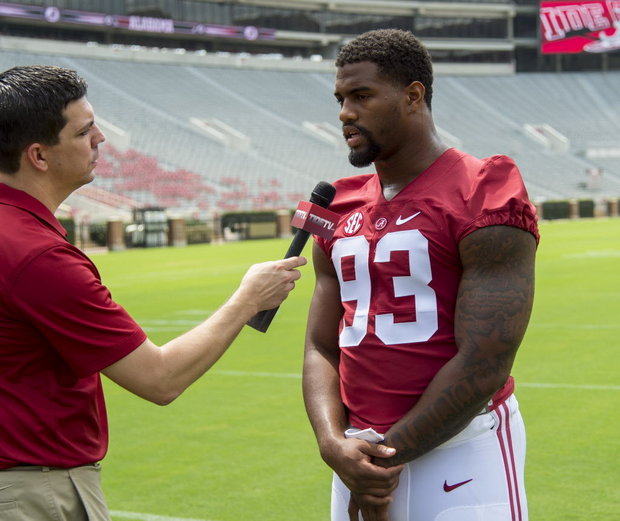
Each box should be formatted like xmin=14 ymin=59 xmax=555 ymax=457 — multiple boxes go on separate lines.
xmin=1 ymin=45 xmax=619 ymax=215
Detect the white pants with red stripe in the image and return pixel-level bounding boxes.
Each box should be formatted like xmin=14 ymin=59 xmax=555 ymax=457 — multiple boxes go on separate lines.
xmin=332 ymin=394 xmax=527 ymax=521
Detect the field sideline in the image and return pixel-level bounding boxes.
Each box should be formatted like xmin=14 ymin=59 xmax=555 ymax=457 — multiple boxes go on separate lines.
xmin=94 ymin=218 xmax=619 ymax=521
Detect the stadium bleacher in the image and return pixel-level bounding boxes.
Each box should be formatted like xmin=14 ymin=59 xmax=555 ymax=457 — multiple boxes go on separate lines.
xmin=1 ymin=46 xmax=619 ymax=215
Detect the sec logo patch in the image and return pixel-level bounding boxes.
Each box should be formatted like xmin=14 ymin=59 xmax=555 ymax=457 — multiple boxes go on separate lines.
xmin=344 ymin=212 xmax=363 ymax=235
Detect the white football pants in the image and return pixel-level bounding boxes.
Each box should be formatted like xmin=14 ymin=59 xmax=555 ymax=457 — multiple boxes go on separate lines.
xmin=332 ymin=394 xmax=528 ymax=521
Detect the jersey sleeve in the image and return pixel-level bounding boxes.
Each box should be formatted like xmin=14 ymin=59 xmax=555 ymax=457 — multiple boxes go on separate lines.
xmin=312 ymin=173 xmax=377 ymax=256
xmin=455 ymin=155 xmax=540 ymax=244
xmin=9 ymin=245 xmax=147 ymax=377
xmin=314 ymin=233 xmax=330 ymax=256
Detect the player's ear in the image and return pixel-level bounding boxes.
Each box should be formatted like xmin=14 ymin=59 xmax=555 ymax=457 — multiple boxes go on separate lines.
xmin=405 ymin=81 xmax=426 ymax=111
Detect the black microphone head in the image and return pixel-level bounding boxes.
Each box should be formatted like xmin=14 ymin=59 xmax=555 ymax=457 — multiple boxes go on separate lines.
xmin=309 ymin=181 xmax=336 ymax=208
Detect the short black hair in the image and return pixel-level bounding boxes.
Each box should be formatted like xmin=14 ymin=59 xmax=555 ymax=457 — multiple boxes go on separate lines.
xmin=0 ymin=65 xmax=88 ymax=174
xmin=336 ymin=29 xmax=434 ymax=109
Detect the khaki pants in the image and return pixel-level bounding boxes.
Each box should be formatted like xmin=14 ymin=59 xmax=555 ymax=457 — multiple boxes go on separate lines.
xmin=0 ymin=463 xmax=111 ymax=521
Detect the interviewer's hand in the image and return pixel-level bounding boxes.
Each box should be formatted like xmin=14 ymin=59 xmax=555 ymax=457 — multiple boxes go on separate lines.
xmin=237 ymin=256 xmax=307 ymax=313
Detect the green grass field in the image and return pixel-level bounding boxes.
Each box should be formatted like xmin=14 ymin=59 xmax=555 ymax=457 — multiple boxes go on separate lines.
xmin=94 ymin=218 xmax=620 ymax=521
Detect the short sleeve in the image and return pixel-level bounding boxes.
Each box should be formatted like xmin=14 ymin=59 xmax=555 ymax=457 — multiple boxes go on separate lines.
xmin=314 ymin=233 xmax=329 ymax=255
xmin=456 ymin=155 xmax=540 ymax=244
xmin=10 ymin=245 xmax=146 ymax=377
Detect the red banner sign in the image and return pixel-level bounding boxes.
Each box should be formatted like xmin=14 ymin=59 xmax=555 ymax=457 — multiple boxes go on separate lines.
xmin=540 ymin=0 xmax=620 ymax=53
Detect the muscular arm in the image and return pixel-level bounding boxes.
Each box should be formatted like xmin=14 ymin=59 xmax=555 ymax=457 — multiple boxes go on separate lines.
xmin=303 ymin=242 xmax=348 ymax=447
xmin=377 ymin=225 xmax=536 ymax=467
xmin=303 ymin=242 xmax=401 ymax=504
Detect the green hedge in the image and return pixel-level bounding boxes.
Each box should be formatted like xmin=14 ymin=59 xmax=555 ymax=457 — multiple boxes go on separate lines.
xmin=541 ymin=199 xmax=596 ymax=220
xmin=221 ymin=211 xmax=277 ymax=233
xmin=89 ymin=223 xmax=107 ymax=246
xmin=578 ymin=199 xmax=594 ymax=218
xmin=57 ymin=217 xmax=76 ymax=244
xmin=541 ymin=201 xmax=571 ymax=220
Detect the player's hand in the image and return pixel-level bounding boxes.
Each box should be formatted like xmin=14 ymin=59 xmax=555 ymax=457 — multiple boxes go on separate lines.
xmin=322 ymin=437 xmax=403 ymax=498
xmin=349 ymin=493 xmax=391 ymax=521
xmin=237 ymin=256 xmax=307 ymax=312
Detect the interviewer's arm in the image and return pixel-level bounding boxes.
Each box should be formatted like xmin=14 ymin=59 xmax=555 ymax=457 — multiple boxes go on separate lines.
xmin=102 ymin=256 xmax=306 ymax=405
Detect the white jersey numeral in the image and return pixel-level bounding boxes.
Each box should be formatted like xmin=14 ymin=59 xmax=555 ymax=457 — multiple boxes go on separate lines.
xmin=332 ymin=236 xmax=371 ymax=347
xmin=332 ymin=230 xmax=438 ymax=347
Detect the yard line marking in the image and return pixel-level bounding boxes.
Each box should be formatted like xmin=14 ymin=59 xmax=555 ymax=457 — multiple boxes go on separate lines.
xmin=215 ymin=369 xmax=301 ymax=379
xmin=530 ymin=323 xmax=620 ymax=329
xmin=143 ymin=327 xmax=193 ymax=333
xmin=142 ymin=320 xmax=202 ymax=325
xmin=111 ymin=511 xmax=214 ymax=521
xmin=213 ymin=370 xmax=620 ymax=390
xmin=142 ymin=319 xmax=620 ymax=332
xmin=519 ymin=383 xmax=620 ymax=391
xmin=140 ymin=317 xmax=620 ymax=331
xmin=563 ymin=250 xmax=620 ymax=259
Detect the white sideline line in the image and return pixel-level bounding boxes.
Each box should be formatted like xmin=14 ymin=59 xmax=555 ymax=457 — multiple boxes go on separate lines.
xmin=139 ymin=318 xmax=620 ymax=332
xmin=111 ymin=511 xmax=214 ymax=521
xmin=213 ymin=370 xmax=619 ymax=390
xmin=215 ymin=369 xmax=301 ymax=379
xmin=531 ymin=323 xmax=620 ymax=329
xmin=519 ymin=382 xmax=620 ymax=391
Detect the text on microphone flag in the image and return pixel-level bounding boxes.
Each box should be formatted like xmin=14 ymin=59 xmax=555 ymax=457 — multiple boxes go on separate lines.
xmin=291 ymin=201 xmax=339 ymax=240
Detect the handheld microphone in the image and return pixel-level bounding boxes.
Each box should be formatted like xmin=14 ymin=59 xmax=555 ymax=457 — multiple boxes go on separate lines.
xmin=247 ymin=181 xmax=338 ymax=333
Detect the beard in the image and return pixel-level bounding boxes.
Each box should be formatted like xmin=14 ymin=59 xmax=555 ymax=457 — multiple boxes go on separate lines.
xmin=347 ymin=125 xmax=382 ymax=168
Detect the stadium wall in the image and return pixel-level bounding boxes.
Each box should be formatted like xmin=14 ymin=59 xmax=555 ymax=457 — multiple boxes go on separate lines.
xmin=66 ymin=201 xmax=619 ymax=253
xmin=0 ymin=35 xmax=514 ymax=75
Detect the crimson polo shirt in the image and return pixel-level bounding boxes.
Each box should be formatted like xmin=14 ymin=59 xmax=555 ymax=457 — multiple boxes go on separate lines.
xmin=0 ymin=183 xmax=147 ymax=469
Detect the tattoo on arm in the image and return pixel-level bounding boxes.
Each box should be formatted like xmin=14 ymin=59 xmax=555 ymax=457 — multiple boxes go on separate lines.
xmin=376 ymin=226 xmax=536 ymax=468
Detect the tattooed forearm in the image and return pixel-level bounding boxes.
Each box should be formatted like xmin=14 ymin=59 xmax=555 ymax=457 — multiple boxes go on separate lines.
xmin=375 ymin=226 xmax=536 ymax=469
xmin=376 ymin=369 xmax=493 ymax=467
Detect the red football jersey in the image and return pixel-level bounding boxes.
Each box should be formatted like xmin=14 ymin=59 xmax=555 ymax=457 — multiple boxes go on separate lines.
xmin=316 ymin=149 xmax=539 ymax=432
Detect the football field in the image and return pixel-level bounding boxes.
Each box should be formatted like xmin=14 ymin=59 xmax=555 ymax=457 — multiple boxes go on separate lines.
xmin=95 ymin=218 xmax=619 ymax=521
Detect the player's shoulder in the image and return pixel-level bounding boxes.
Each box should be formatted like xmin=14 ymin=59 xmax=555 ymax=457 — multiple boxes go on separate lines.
xmin=329 ymin=173 xmax=378 ymax=214
xmin=453 ymin=150 xmax=519 ymax=175
xmin=478 ymin=154 xmax=526 ymax=191
xmin=450 ymin=151 xmax=524 ymax=194
xmin=332 ymin=172 xmax=376 ymax=193
xmin=479 ymin=153 xmax=520 ymax=173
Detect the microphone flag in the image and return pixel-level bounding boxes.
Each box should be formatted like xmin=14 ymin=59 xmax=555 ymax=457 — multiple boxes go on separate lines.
xmin=246 ymin=181 xmax=337 ymax=333
xmin=290 ymin=201 xmax=339 ymax=240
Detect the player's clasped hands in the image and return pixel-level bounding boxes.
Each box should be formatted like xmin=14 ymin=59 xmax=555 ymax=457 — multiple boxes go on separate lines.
xmin=238 ymin=256 xmax=307 ymax=312
xmin=324 ymin=437 xmax=404 ymax=521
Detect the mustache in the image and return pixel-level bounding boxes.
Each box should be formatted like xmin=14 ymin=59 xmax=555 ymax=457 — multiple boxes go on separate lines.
xmin=343 ymin=123 xmax=372 ymax=140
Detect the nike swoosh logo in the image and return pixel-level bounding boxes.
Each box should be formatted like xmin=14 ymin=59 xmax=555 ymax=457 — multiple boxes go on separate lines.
xmin=395 ymin=211 xmax=421 ymax=225
xmin=443 ymin=479 xmax=473 ymax=492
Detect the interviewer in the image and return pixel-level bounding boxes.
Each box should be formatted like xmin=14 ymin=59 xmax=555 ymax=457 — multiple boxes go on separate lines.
xmin=0 ymin=64 xmax=306 ymax=521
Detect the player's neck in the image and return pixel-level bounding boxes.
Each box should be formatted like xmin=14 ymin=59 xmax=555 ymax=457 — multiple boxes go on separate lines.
xmin=376 ymin=136 xmax=448 ymax=200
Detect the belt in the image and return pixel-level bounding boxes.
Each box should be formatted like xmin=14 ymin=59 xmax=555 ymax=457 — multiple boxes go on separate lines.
xmin=1 ymin=463 xmax=99 ymax=472
xmin=478 ymin=405 xmax=491 ymax=415
xmin=2 ymin=466 xmax=64 ymax=472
